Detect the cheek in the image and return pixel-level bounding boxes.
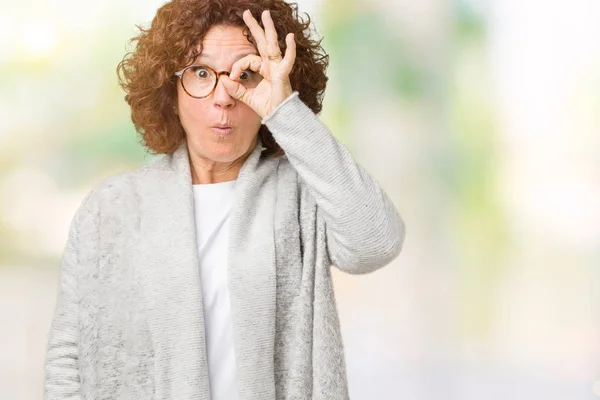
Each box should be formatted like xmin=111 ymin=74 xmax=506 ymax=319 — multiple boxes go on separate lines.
xmin=238 ymin=105 xmax=262 ymax=130
xmin=177 ymin=93 xmax=206 ymax=124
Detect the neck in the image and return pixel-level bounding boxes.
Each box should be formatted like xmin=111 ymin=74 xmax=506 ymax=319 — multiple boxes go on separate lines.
xmin=191 ymin=163 xmax=241 ymax=184
xmin=188 ymin=141 xmax=257 ymax=185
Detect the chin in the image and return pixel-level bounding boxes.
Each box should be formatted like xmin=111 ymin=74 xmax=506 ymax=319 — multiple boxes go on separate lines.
xmin=205 ymin=143 xmax=250 ymax=163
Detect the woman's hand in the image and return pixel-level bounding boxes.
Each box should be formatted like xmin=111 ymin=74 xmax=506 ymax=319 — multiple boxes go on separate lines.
xmin=220 ymin=9 xmax=296 ymax=119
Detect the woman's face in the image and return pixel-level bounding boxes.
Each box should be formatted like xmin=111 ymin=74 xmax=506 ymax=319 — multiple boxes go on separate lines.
xmin=176 ymin=24 xmax=262 ymax=164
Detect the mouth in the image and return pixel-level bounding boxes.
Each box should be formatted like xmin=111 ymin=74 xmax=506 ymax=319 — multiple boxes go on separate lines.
xmin=211 ymin=125 xmax=233 ymax=136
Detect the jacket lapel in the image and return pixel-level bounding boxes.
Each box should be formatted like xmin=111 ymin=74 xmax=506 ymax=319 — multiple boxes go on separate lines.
xmin=137 ymin=138 xmax=279 ymax=400
xmin=137 ymin=139 xmax=210 ymax=399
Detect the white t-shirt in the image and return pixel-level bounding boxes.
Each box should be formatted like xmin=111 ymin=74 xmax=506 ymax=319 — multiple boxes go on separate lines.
xmin=192 ymin=180 xmax=238 ymax=400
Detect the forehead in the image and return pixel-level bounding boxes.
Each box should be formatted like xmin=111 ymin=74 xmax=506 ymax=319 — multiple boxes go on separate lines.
xmin=196 ymin=25 xmax=257 ymax=62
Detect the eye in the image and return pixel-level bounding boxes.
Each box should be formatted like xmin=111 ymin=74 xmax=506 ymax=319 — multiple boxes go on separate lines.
xmin=238 ymin=70 xmax=255 ymax=81
xmin=192 ymin=67 xmax=211 ymax=79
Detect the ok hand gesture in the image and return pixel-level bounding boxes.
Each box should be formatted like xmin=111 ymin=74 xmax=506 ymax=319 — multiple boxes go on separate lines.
xmin=221 ymin=9 xmax=296 ymax=119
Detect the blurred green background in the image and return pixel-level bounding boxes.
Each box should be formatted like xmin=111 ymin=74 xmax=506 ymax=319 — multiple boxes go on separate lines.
xmin=1 ymin=0 xmax=599 ymax=399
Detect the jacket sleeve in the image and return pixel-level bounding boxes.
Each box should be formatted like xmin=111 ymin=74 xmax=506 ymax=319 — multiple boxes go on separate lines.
xmin=44 ymin=209 xmax=83 ymax=399
xmin=262 ymin=91 xmax=406 ymax=274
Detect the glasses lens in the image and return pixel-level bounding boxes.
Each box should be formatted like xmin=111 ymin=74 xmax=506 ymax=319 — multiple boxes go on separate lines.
xmin=182 ymin=66 xmax=216 ymax=98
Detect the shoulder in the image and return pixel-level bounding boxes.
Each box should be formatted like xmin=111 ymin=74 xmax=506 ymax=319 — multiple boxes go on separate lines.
xmin=273 ymin=155 xmax=316 ymax=210
xmin=72 ymin=155 xmax=167 ymax=231
xmin=274 ymin=155 xmax=295 ymax=179
xmin=275 ymin=155 xmax=311 ymax=193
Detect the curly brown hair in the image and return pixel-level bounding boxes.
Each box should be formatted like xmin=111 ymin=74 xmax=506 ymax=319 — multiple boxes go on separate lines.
xmin=116 ymin=0 xmax=329 ymax=156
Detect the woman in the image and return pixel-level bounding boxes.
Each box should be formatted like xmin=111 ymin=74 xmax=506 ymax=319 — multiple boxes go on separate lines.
xmin=44 ymin=0 xmax=405 ymax=399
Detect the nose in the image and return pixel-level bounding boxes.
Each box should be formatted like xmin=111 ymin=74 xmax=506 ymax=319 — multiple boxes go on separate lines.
xmin=212 ymin=73 xmax=235 ymax=109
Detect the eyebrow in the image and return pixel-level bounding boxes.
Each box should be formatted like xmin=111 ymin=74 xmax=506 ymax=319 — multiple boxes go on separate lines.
xmin=197 ymin=51 xmax=258 ymax=63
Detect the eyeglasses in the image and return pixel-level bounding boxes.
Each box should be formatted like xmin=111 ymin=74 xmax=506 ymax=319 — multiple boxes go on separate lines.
xmin=174 ymin=64 xmax=263 ymax=99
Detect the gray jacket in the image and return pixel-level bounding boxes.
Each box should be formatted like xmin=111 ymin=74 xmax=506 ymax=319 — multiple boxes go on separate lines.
xmin=44 ymin=92 xmax=405 ymax=400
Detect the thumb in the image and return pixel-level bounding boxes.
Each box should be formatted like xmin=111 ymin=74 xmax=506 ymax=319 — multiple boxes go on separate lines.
xmin=220 ymin=76 xmax=250 ymax=103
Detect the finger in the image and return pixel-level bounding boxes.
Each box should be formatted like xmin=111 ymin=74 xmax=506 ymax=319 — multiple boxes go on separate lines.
xmin=242 ymin=10 xmax=269 ymax=58
xmin=220 ymin=75 xmax=252 ymax=103
xmin=230 ymin=54 xmax=262 ymax=80
xmin=279 ymin=33 xmax=296 ymax=75
xmin=261 ymin=10 xmax=279 ymax=55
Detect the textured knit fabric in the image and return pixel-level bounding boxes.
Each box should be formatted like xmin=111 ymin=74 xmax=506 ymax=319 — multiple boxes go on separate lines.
xmin=44 ymin=91 xmax=406 ymax=400
xmin=193 ymin=180 xmax=239 ymax=400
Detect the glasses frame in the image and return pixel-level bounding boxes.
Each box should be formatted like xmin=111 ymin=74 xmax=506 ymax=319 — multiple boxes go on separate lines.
xmin=174 ymin=64 xmax=232 ymax=99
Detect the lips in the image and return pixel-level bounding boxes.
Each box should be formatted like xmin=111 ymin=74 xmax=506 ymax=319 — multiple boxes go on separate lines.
xmin=211 ymin=125 xmax=233 ymax=136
